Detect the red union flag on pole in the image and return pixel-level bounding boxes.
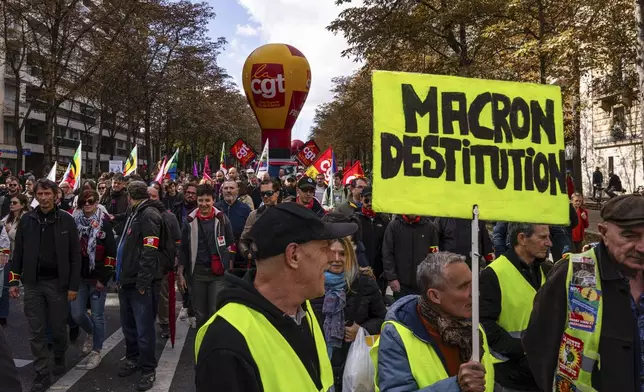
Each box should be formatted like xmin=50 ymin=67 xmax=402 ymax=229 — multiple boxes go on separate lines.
xmin=230 ymin=138 xmax=257 ymax=167
xmin=295 ymin=139 xmax=320 ymax=167
xmin=305 ymin=147 xmax=333 ymax=180
xmin=343 ymin=161 xmax=365 ymax=185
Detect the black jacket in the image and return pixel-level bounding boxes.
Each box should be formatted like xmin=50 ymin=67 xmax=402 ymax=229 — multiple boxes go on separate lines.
xmin=78 ymin=216 xmax=117 ymax=286
xmin=0 ymin=326 xmax=20 ymax=392
xmin=310 ymin=271 xmax=387 ymax=388
xmin=524 ymin=242 xmax=640 ymax=392
xmin=104 ymin=189 xmax=129 ymax=235
xmin=162 ymin=193 xmax=181 ymax=212
xmin=10 ymin=207 xmax=82 ymax=291
xmin=435 ymin=217 xmax=494 ymax=264
xmin=195 ymin=272 xmax=324 ymax=392
xmin=382 ymin=216 xmax=439 ymax=290
xmin=117 ymin=199 xmax=163 ymax=291
xmin=172 ymin=199 xmax=197 ymax=227
xmin=479 ymin=249 xmax=548 ymax=390
xmin=354 ymin=212 xmax=390 ymax=278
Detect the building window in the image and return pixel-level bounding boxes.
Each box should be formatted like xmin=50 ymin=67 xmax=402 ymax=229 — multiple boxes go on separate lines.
xmin=3 ymin=121 xmax=16 ymax=145
xmin=608 ymin=156 xmax=614 ymax=174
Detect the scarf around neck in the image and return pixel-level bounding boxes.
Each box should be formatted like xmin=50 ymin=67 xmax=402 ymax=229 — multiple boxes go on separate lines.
xmin=361 ymin=206 xmax=376 ymax=219
xmin=418 ymin=296 xmax=483 ymax=362
xmin=196 ymin=207 xmax=215 ymax=221
xmin=73 ymin=207 xmax=104 ymax=271
xmin=322 ymin=271 xmax=346 ymax=352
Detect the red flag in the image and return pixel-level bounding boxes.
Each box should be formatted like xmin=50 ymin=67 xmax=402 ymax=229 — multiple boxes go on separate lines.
xmin=230 ymin=138 xmax=257 ymax=167
xmin=203 ymin=156 xmax=211 ymax=177
xmin=295 ymin=139 xmax=321 ymax=167
xmin=342 ymin=161 xmax=365 ymax=185
xmin=305 ymin=147 xmax=333 ymax=178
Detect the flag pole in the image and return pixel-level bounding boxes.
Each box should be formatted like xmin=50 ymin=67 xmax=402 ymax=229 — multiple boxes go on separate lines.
xmin=471 ymin=205 xmax=480 ymax=362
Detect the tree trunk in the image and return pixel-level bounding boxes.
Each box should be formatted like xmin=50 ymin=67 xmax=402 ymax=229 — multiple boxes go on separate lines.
xmin=635 ymin=0 xmax=644 ymax=170
xmin=44 ymin=104 xmax=56 ymax=167
xmin=572 ymin=54 xmax=583 ymax=194
xmin=144 ymin=105 xmax=152 ymax=166
xmin=13 ymin=77 xmax=23 ymax=173
xmin=95 ymin=114 xmax=104 ymax=174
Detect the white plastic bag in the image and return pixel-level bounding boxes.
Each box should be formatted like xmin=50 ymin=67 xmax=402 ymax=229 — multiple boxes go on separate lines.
xmin=342 ymin=327 xmax=375 ymax=392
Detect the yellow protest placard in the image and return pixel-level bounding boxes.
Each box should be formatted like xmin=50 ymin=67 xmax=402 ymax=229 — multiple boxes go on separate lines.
xmin=372 ymin=71 xmax=569 ymax=224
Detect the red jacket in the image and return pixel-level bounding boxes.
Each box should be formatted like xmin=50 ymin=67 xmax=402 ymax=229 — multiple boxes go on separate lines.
xmin=572 ymin=207 xmax=589 ymax=242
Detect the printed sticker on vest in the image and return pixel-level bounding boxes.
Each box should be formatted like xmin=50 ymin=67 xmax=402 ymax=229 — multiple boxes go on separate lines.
xmin=558 ymin=333 xmax=584 ymax=380
xmin=554 ymin=374 xmax=578 ymax=392
xmin=568 ymin=286 xmax=600 ymax=332
xmin=217 ymin=236 xmax=226 ymax=247
xmin=571 ymin=255 xmax=596 ymax=287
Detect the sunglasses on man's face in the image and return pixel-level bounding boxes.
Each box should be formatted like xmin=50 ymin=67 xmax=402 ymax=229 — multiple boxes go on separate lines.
xmin=7 ymin=184 xmax=17 ymax=187
xmin=98 ymin=187 xmax=106 ymax=190
xmin=363 ymin=198 xmax=371 ymax=204
xmin=261 ymin=190 xmax=275 ymax=197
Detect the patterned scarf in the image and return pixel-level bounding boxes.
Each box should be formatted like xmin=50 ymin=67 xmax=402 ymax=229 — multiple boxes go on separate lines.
xmin=418 ymin=296 xmax=483 ymax=362
xmin=73 ymin=207 xmax=103 ymax=271
xmin=322 ymin=271 xmax=346 ymax=356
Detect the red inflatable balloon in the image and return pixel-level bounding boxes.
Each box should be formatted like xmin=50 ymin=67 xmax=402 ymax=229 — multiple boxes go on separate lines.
xmin=291 ymin=139 xmax=304 ymax=155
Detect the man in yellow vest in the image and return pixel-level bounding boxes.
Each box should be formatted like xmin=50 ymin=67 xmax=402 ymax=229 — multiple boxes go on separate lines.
xmin=372 ymin=251 xmax=494 ymax=392
xmin=194 ymin=202 xmax=358 ymax=392
xmin=480 ymin=223 xmax=552 ymax=392
xmin=524 ymin=195 xmax=644 ymax=392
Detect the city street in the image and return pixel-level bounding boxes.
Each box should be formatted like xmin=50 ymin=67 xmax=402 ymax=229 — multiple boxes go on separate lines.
xmin=4 ymin=289 xmax=196 ymax=392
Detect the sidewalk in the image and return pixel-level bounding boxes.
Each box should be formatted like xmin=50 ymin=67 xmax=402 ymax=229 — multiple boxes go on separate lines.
xmin=587 ymin=208 xmax=601 ymax=236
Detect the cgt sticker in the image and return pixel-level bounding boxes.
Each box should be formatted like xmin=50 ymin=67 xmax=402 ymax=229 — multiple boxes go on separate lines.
xmin=558 ymin=333 xmax=583 ymax=380
xmin=143 ymin=236 xmax=159 ymax=249
xmin=554 ymin=374 xmax=578 ymax=392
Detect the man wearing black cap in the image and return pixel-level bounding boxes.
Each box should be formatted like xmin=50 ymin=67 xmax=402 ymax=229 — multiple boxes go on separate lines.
xmin=524 ymin=194 xmax=644 ymax=392
xmin=293 ymin=176 xmax=325 ymax=218
xmin=194 ymin=203 xmax=358 ymax=392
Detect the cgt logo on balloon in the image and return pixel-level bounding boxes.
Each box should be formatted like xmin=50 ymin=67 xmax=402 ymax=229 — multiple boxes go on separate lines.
xmin=250 ymin=64 xmax=286 ymax=108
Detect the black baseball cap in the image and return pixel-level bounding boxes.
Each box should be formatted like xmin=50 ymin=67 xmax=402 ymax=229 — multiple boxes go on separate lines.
xmin=361 ymin=186 xmax=372 ymax=197
xmin=248 ymin=202 xmax=358 ymax=259
xmin=298 ymin=176 xmax=315 ymax=189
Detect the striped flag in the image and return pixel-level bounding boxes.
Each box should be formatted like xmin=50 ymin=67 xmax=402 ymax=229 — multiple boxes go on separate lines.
xmin=154 ymin=156 xmax=167 ymax=183
xmin=163 ymin=148 xmax=179 ymax=179
xmin=123 ymin=145 xmax=138 ymax=176
xmin=256 ymin=140 xmax=269 ymax=176
xmin=61 ymin=142 xmax=82 ymax=190
xmin=219 ymin=142 xmax=227 ymax=174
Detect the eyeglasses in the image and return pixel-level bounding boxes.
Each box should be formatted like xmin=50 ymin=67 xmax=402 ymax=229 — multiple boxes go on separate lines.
xmin=7 ymin=184 xmax=17 ymax=187
xmin=261 ymin=190 xmax=275 ymax=197
xmin=10 ymin=201 xmax=20 ymax=205
xmin=300 ymin=188 xmax=315 ymax=194
xmin=185 ymin=191 xmax=196 ymax=195
xmin=98 ymin=187 xmax=106 ymax=190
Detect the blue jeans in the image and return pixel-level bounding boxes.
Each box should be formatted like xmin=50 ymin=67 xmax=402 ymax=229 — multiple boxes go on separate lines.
xmin=118 ymin=286 xmax=157 ymax=374
xmin=71 ymin=281 xmax=107 ymax=351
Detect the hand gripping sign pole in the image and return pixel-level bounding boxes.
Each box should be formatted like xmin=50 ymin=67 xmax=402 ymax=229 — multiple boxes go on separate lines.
xmin=471 ymin=205 xmax=480 ymax=362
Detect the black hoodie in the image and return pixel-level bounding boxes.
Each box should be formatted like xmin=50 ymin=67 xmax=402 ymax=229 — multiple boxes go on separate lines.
xmin=195 ymin=272 xmax=323 ymax=392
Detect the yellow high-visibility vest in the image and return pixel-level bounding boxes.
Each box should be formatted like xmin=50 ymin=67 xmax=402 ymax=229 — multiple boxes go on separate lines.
xmin=553 ymin=248 xmax=602 ymax=391
xmin=487 ymin=254 xmax=546 ymax=360
xmin=195 ymin=300 xmax=334 ymax=392
xmin=371 ymin=320 xmax=496 ymax=391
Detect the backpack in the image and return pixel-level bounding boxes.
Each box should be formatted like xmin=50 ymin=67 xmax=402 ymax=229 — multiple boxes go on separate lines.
xmin=158 ymin=212 xmax=177 ymax=273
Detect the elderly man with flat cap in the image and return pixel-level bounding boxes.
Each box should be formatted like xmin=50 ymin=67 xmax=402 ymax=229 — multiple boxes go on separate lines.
xmin=193 ymin=202 xmax=358 ymax=392
xmin=524 ymin=194 xmax=644 ymax=392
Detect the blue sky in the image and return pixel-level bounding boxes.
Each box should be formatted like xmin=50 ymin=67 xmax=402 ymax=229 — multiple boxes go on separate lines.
xmin=202 ymin=0 xmax=362 ymax=142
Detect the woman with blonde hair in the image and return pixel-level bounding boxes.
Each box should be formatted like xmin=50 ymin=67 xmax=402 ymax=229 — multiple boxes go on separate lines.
xmin=313 ymin=235 xmax=387 ymax=390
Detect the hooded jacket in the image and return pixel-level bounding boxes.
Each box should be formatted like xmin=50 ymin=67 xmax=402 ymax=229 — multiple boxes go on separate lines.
xmin=179 ymin=207 xmax=234 ymax=277
xmin=382 ymin=216 xmax=440 ymax=290
xmin=195 ymin=272 xmax=323 ymax=392
xmin=375 ymin=295 xmax=462 ymax=392
xmin=117 ymin=199 xmax=164 ymax=290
